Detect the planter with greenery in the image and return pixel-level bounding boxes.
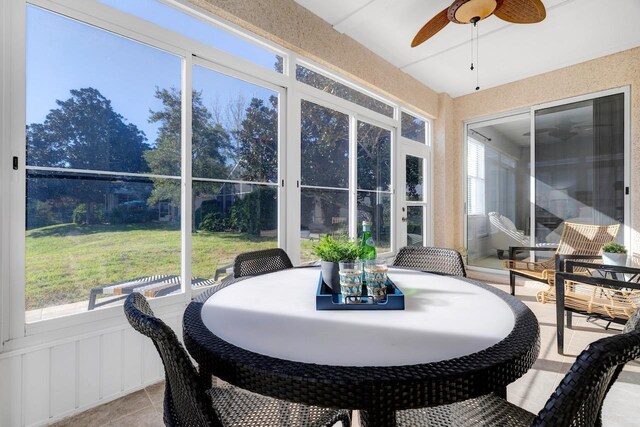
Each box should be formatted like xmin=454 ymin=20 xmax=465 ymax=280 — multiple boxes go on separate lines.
xmin=314 ymin=235 xmax=363 ymax=293
xmin=602 ymin=242 xmax=627 ymax=266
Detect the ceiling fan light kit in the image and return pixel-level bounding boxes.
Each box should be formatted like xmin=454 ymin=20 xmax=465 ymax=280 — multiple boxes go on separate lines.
xmin=449 ymin=0 xmax=499 ymax=24
xmin=412 ymin=0 xmax=546 ymax=91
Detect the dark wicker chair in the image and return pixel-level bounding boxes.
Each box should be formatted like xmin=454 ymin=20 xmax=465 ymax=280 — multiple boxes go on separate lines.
xmin=396 ymin=308 xmax=640 ymax=427
xmin=124 ymin=293 xmax=351 ymax=427
xmin=554 ymin=260 xmax=640 ymax=354
xmin=233 ymin=248 xmax=294 ymax=278
xmin=392 ymin=246 xmax=467 ymax=277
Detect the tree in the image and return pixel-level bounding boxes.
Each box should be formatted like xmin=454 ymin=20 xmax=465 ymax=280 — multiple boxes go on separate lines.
xmin=234 ymin=96 xmax=278 ymax=183
xmin=145 ymin=87 xmax=231 ymax=207
xmin=26 ymin=87 xmax=150 ymax=224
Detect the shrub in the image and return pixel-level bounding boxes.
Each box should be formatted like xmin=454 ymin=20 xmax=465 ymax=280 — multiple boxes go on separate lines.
xmin=107 ymin=206 xmax=155 ymax=224
xmin=199 ymin=212 xmax=232 ymax=232
xmin=72 ymin=204 xmax=88 ymax=225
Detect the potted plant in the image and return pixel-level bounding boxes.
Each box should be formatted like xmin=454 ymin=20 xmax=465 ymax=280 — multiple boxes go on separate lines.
xmin=602 ymin=242 xmax=627 ymax=266
xmin=314 ymin=235 xmax=363 ymax=293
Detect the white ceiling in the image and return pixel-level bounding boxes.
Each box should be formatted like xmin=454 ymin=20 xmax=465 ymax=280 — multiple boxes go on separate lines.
xmin=295 ymin=0 xmax=640 ymax=97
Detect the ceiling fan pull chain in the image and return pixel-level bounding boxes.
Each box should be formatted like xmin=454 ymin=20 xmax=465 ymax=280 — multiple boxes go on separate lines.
xmin=475 ymin=20 xmax=480 ymax=91
xmin=470 ymin=23 xmax=474 ymax=71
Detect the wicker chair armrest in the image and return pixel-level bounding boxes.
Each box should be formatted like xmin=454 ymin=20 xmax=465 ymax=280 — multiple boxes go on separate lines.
xmin=508 ymin=245 xmax=556 ymax=261
xmin=555 ymin=271 xmax=640 ymax=293
xmin=565 ymin=260 xmax=640 ymax=275
xmin=504 ymin=259 xmax=549 ymax=272
xmin=556 ymin=254 xmax=602 ymax=273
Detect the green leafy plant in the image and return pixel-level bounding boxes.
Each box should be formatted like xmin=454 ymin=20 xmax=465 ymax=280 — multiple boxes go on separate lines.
xmin=313 ymin=235 xmax=363 ymax=263
xmin=602 ymin=242 xmax=627 ymax=254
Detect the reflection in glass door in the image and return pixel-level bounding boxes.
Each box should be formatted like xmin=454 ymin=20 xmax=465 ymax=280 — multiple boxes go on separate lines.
xmin=404 ymin=154 xmax=428 ymax=247
xmin=466 ymin=114 xmax=531 ymax=270
xmin=465 ymin=90 xmax=627 ymax=272
xmin=534 ymin=93 xmax=625 ymax=244
xmin=299 ymin=100 xmax=350 ymax=263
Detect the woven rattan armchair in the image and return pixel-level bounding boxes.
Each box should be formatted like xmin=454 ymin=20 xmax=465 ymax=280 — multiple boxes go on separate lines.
xmin=396 ymin=308 xmax=640 ymax=426
xmin=233 ymin=248 xmax=294 ymax=279
xmin=554 ymin=260 xmax=640 ymax=353
xmin=504 ymin=222 xmax=620 ymax=296
xmin=392 ymin=246 xmax=467 ymax=277
xmin=123 ymin=293 xmax=351 ymax=427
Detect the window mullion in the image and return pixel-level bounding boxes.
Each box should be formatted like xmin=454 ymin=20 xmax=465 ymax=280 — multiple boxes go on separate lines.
xmin=349 ymin=114 xmax=358 ymax=240
xmin=181 ymin=54 xmax=193 ymax=300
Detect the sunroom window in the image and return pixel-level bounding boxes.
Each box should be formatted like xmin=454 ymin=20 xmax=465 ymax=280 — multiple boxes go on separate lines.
xmin=98 ymin=0 xmax=284 ymax=73
xmin=25 ymin=6 xmax=183 ymax=320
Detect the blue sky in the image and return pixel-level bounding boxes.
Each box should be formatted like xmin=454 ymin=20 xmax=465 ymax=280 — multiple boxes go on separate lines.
xmin=26 ymin=2 xmax=278 ymax=146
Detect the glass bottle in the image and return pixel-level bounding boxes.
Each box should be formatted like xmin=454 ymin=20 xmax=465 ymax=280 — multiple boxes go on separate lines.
xmin=360 ymin=220 xmax=377 ymax=260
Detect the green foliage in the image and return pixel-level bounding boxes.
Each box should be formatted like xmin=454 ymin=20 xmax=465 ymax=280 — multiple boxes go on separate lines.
xmin=200 ymin=212 xmax=233 ymax=232
xmin=197 ymin=187 xmax=277 ymax=236
xmin=145 ymin=87 xmax=231 ymax=207
xmin=313 ymin=235 xmax=363 ymax=263
xmin=602 ymin=242 xmax=627 ymax=254
xmin=234 ymin=97 xmax=278 ymax=183
xmin=27 ymin=200 xmax=57 ymax=229
xmin=26 ymin=87 xmax=150 ymax=227
xmin=72 ymin=204 xmax=88 ymax=225
xmin=106 ymin=206 xmax=155 ymax=224
xmin=72 ymin=203 xmax=105 ymax=225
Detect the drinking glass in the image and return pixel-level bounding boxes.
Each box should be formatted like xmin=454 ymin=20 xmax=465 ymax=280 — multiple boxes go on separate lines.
xmin=339 ymin=261 xmax=363 ymax=303
xmin=364 ymin=259 xmax=388 ymax=302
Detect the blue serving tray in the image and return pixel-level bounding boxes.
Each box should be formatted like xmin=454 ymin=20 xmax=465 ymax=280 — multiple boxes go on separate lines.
xmin=315 ymin=273 xmax=405 ymax=310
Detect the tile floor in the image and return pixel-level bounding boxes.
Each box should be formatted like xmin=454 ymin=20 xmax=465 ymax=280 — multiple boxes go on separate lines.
xmin=51 ymin=276 xmax=640 ymax=426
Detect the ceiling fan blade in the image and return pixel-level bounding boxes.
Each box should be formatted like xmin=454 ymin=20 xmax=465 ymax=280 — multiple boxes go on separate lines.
xmin=411 ymin=7 xmax=450 ymax=47
xmin=494 ymin=0 xmax=546 ymax=24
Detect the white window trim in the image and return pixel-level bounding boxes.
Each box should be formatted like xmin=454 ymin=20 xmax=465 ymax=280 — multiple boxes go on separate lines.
xmin=1 ymin=0 xmax=434 ymax=349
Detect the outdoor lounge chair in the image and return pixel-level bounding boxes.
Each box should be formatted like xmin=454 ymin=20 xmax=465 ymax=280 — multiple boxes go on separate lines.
xmin=554 ymin=260 xmax=640 ymax=354
xmin=504 ymin=222 xmax=620 ymax=296
xmin=88 ymin=275 xmax=215 ymax=310
xmin=396 ymin=307 xmax=640 ymax=426
xmin=392 ymin=246 xmax=467 ymax=277
xmin=488 ymin=212 xmax=529 ymax=259
xmin=124 ymin=293 xmax=351 ymax=427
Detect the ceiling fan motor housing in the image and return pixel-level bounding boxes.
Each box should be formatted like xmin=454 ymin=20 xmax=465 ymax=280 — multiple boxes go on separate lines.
xmin=449 ymin=0 xmax=503 ymax=24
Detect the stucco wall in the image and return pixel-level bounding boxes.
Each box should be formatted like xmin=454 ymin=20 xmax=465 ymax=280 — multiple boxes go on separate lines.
xmin=188 ymin=0 xmax=439 ymax=118
xmin=445 ymin=47 xmax=640 ymax=253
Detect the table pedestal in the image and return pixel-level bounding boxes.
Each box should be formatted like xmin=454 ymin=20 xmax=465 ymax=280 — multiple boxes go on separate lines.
xmin=360 ymin=407 xmax=396 ymax=427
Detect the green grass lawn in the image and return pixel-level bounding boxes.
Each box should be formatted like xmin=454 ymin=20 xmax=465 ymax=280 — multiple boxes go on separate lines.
xmin=26 ymin=223 xmax=276 ymax=310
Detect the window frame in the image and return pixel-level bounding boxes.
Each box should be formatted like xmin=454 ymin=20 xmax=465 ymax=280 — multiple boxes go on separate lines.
xmin=466 ymin=137 xmax=486 ymax=216
xmin=1 ymin=0 xmax=433 ymax=348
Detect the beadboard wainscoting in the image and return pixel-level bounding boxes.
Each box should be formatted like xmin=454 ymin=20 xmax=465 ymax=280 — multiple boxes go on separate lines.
xmin=0 ymin=307 xmax=185 ymax=427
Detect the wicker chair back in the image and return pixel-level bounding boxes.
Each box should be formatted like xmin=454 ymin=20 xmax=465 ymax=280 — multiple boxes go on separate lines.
xmin=543 ymin=222 xmax=621 ymax=270
xmin=124 ymin=293 xmax=220 ymax=427
xmin=392 ymin=246 xmax=467 ymax=277
xmin=533 ymin=322 xmax=640 ymax=427
xmin=233 ymin=248 xmax=294 ymax=278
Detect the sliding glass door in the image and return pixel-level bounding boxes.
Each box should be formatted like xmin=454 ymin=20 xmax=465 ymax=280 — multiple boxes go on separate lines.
xmin=466 ymin=114 xmax=531 ymax=269
xmin=534 ymin=93 xmax=625 ymax=244
xmin=465 ymin=90 xmax=628 ymax=271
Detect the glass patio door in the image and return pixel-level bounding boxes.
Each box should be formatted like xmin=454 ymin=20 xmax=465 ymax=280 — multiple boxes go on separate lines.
xmin=465 ymin=113 xmax=531 ymax=270
xmin=533 ymin=92 xmax=626 ymax=244
xmin=399 ymin=149 xmax=430 ymax=248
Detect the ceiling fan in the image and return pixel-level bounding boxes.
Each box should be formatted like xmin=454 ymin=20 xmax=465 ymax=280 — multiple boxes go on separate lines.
xmin=411 ymin=0 xmax=546 ymax=47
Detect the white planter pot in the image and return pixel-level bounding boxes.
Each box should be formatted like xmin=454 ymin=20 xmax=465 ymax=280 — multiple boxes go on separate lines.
xmin=602 ymin=252 xmax=627 ymax=266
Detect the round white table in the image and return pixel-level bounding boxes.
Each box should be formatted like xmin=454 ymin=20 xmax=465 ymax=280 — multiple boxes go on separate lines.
xmin=184 ymin=267 xmax=540 ymax=427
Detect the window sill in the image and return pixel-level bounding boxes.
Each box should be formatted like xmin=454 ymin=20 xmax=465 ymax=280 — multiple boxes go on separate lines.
xmin=2 ymin=292 xmax=189 ymax=356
